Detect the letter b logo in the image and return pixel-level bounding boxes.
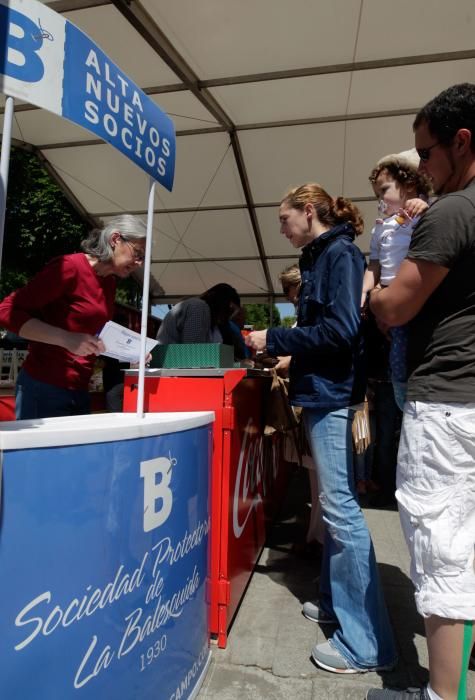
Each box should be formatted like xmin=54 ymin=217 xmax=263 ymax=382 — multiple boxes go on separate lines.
xmin=0 ymin=6 xmax=44 ymax=82
xmin=140 ymin=457 xmax=173 ymax=532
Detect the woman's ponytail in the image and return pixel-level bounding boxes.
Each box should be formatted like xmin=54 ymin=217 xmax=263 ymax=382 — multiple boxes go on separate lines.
xmin=282 ymin=184 xmax=364 ymax=236
xmin=331 ymin=196 xmax=364 ymax=236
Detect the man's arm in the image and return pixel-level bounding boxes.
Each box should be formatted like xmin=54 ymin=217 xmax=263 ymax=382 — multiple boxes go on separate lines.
xmin=369 ymin=258 xmax=449 ymax=326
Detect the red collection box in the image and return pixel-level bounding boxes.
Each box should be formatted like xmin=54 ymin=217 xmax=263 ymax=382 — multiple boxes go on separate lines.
xmin=123 ymin=368 xmax=289 ymax=647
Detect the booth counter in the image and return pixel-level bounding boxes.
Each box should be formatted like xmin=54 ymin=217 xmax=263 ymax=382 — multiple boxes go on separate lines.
xmin=123 ymin=368 xmax=290 ymax=648
xmin=0 ymin=411 xmax=214 ymax=700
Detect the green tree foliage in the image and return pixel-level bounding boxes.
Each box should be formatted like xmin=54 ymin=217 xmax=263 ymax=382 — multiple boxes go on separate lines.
xmin=1 ymin=148 xmax=140 ymax=306
xmin=1 ymin=148 xmax=89 ymax=297
xmin=281 ymin=315 xmax=296 ymax=328
xmin=115 ymin=277 xmax=142 ymax=307
xmin=244 ymin=303 xmax=281 ymax=330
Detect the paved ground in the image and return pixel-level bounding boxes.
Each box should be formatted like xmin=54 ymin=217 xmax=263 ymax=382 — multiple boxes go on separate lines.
xmin=198 ymin=468 xmax=475 ymax=700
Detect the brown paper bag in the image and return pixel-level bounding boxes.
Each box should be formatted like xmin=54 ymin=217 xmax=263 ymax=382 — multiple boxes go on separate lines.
xmin=352 ymin=399 xmax=371 ymax=454
xmin=264 ymin=370 xmax=298 ymax=435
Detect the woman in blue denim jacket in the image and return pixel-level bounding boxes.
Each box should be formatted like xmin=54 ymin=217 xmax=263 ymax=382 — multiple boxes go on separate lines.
xmin=246 ymin=183 xmax=396 ymax=674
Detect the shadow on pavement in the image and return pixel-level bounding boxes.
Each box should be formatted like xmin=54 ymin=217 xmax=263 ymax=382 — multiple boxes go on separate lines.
xmin=255 ymin=466 xmax=430 ymax=689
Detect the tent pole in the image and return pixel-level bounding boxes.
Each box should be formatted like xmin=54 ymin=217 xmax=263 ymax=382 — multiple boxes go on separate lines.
xmin=136 ymin=176 xmax=156 ymax=418
xmin=0 ymin=96 xmax=14 ymax=275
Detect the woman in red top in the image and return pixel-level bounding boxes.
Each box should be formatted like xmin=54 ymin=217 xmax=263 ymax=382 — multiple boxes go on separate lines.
xmin=0 ymin=214 xmax=147 ymax=419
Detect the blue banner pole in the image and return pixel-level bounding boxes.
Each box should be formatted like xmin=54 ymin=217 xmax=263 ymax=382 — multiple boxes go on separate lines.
xmin=0 ymin=95 xmax=14 ymax=275
xmin=136 ymin=176 xmax=156 ymax=417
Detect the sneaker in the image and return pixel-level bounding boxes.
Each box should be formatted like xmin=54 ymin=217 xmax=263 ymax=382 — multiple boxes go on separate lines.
xmin=302 ymin=600 xmax=337 ymax=624
xmin=311 ymin=640 xmax=394 ymax=675
xmin=366 ymin=688 xmax=428 ymax=700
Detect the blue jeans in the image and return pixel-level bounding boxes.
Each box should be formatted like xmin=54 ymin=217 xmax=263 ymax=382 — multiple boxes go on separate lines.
xmin=391 ymin=380 xmax=407 ymax=412
xmin=16 ymin=368 xmax=91 ymax=420
xmin=390 ymin=326 xmax=408 ymax=411
xmin=389 ymin=325 xmax=408 ymax=382
xmin=303 ymin=406 xmax=396 ymax=669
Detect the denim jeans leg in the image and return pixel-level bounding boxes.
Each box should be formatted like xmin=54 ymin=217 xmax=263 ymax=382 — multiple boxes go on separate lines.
xmin=304 ymin=406 xmax=396 ymax=669
xmin=391 ymin=379 xmax=408 ymax=412
xmin=16 ymin=369 xmax=91 ymax=420
xmin=317 ymin=526 xmax=335 ymax=617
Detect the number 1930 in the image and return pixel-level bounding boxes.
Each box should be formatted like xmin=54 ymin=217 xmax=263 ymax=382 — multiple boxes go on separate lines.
xmin=140 ymin=634 xmax=167 ymax=671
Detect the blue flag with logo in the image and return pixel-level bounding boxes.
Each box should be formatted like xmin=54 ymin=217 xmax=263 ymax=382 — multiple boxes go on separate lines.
xmin=0 ymin=0 xmax=175 ymax=190
xmin=0 ymin=421 xmax=211 ymax=699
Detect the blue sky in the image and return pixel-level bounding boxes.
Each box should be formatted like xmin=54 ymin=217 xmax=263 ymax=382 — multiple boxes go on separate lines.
xmin=277 ymin=302 xmax=296 ymax=320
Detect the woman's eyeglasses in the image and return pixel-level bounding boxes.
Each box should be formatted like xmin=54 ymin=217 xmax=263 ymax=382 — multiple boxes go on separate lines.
xmin=416 ymin=141 xmax=441 ymax=162
xmin=120 ymin=235 xmax=145 ymax=262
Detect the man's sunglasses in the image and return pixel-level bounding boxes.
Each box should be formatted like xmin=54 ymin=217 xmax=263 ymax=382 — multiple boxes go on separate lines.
xmin=416 ymin=141 xmax=441 ymax=162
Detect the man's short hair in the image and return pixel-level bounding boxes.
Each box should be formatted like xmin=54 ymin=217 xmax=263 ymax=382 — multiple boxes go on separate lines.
xmin=413 ymin=82 xmax=475 ymax=152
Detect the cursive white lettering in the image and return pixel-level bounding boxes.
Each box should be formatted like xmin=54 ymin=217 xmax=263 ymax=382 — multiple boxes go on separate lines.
xmin=74 ymin=635 xmax=115 ymax=689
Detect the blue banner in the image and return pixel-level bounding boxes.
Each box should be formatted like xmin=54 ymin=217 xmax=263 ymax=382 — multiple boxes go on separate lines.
xmin=62 ymin=23 xmax=175 ymax=191
xmin=0 ymin=0 xmax=176 ymax=190
xmin=0 ymin=425 xmax=211 ymax=699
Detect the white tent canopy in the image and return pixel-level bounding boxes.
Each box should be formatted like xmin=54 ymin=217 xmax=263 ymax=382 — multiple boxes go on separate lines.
xmin=3 ymin=0 xmax=475 ymax=302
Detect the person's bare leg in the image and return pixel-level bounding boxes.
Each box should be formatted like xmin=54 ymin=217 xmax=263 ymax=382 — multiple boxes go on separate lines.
xmin=426 ymin=616 xmax=474 ymax=700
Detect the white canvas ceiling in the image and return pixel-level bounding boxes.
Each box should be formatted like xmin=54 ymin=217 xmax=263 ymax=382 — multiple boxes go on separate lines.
xmin=3 ymin=0 xmax=475 ymax=302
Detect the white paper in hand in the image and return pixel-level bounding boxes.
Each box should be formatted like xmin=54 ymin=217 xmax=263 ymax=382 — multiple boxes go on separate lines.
xmin=98 ymin=321 xmax=158 ymax=363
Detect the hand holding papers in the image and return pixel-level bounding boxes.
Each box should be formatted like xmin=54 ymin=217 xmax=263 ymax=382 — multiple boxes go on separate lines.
xmin=98 ymin=321 xmax=158 ymax=363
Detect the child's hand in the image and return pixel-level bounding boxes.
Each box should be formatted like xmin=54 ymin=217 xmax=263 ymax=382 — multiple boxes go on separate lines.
xmin=403 ymin=198 xmax=429 ymax=219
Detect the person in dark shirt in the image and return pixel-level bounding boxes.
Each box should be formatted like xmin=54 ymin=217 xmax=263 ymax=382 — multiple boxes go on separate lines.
xmin=156 ymin=284 xmax=241 ymax=356
xmin=368 ymin=83 xmax=475 ymax=700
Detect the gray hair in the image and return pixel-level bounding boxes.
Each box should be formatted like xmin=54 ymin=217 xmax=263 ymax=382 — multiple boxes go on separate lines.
xmin=81 ymin=214 xmax=147 ymax=261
